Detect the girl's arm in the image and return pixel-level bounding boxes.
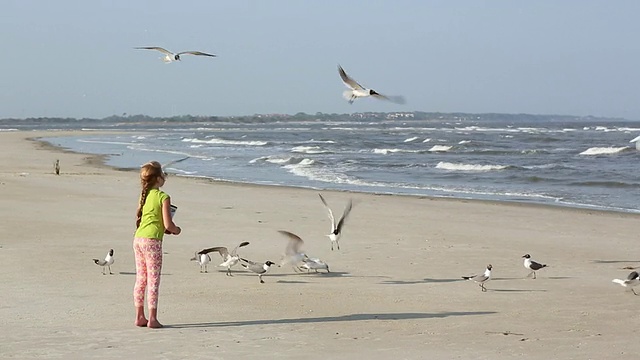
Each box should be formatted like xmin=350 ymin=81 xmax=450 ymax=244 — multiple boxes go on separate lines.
xmin=162 ymin=198 xmax=181 ymax=235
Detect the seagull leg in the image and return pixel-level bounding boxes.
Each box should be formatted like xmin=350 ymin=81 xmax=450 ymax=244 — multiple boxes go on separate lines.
xmin=633 ymin=288 xmax=638 ymax=296
xmin=109 ymin=266 xmax=113 ymax=275
xmin=259 ymin=274 xmax=264 ymax=284
xmin=227 ymin=267 xmax=232 ymax=276
xmin=102 ymin=267 xmax=106 ymax=275
xmin=533 ymin=271 xmax=537 ymax=279
xmin=337 ymin=241 xmax=340 ymax=250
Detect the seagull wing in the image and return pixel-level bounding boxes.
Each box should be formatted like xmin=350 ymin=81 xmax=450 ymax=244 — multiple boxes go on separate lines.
xmin=338 ymin=65 xmax=365 ymax=91
xmin=177 ymin=51 xmax=216 ymax=57
xmin=231 ymin=241 xmax=250 ymax=256
xmin=199 ymin=247 xmax=229 ymax=260
xmin=628 ymin=271 xmax=640 ymax=281
xmin=278 ymin=230 xmax=304 ymax=254
xmin=371 ymin=93 xmax=406 ymax=104
xmin=135 ymin=46 xmax=173 ymax=55
xmin=335 ymin=199 xmax=353 ymax=234
xmin=163 ymin=156 xmax=190 ymax=170
xmin=318 ymin=194 xmax=336 ymax=231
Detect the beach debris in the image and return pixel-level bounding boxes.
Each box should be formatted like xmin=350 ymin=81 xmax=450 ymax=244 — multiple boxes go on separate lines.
xmin=239 ymin=258 xmax=276 ymax=284
xmin=192 ymin=241 xmax=250 ymax=275
xmin=93 ymin=249 xmax=114 ymax=275
xmin=318 ymin=194 xmax=353 ymax=251
xmin=612 ymin=271 xmax=640 ymax=295
xmin=522 ymin=254 xmax=547 ymax=279
xmin=462 ymin=264 xmax=492 ymax=292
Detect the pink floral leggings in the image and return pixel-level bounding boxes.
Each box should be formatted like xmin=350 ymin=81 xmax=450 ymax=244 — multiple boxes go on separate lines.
xmin=133 ymin=237 xmax=163 ymax=309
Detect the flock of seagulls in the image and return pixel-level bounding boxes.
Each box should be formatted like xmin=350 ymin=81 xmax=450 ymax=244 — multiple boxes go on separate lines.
xmin=133 ymin=45 xmax=405 ymax=105
xmin=191 ymin=241 xmax=250 ymax=275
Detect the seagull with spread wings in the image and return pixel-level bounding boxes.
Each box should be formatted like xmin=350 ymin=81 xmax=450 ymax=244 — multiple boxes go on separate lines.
xmin=338 ymin=64 xmax=405 ymax=104
xmin=135 ymin=47 xmax=216 ymax=63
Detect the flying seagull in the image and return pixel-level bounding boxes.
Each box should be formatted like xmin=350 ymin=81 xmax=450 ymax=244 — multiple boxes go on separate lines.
xmin=93 ymin=249 xmax=114 ymax=275
xmin=338 ymin=64 xmax=405 ymax=105
xmin=278 ymin=230 xmax=308 ymax=272
xmin=522 ymin=254 xmax=547 ymax=279
xmin=239 ymin=258 xmax=276 ymax=284
xmin=135 ymin=47 xmax=216 ymax=63
xmin=462 ymin=264 xmax=492 ymax=292
xmin=319 ymin=194 xmax=353 ymax=251
xmin=612 ymin=271 xmax=640 ymax=295
xmin=193 ymin=242 xmax=250 ymax=276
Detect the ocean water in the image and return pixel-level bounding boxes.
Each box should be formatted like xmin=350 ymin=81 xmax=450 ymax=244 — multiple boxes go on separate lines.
xmin=5 ymin=117 xmax=640 ymax=213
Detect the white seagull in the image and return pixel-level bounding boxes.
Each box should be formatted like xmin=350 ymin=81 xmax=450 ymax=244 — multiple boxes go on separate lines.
xmin=193 ymin=241 xmax=250 ymax=276
xmin=300 ymin=257 xmax=330 ymax=273
xmin=135 ymin=46 xmax=216 ymax=63
xmin=522 ymin=254 xmax=547 ymax=279
xmin=319 ymin=194 xmax=353 ymax=251
xmin=93 ymin=249 xmax=114 ymax=275
xmin=239 ymin=258 xmax=276 ymax=284
xmin=190 ymin=251 xmax=212 ymax=273
xmin=278 ymin=230 xmax=308 ymax=272
xmin=612 ymin=271 xmax=640 ymax=295
xmin=462 ymin=264 xmax=492 ymax=292
xmin=338 ymin=64 xmax=405 ymax=105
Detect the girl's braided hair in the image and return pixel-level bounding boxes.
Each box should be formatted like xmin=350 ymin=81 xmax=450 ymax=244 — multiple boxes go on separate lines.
xmin=136 ymin=161 xmax=164 ymax=228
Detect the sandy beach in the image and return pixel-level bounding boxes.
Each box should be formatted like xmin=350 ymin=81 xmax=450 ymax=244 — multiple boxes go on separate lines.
xmin=1 ymin=130 xmax=640 ymax=359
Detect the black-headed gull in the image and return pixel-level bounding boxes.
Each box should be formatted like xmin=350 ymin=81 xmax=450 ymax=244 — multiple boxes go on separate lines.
xmin=462 ymin=264 xmax=492 ymax=292
xmin=239 ymin=258 xmax=276 ymax=284
xmin=522 ymin=254 xmax=547 ymax=279
xmin=319 ymin=194 xmax=353 ymax=251
xmin=93 ymin=249 xmax=114 ymax=275
xmin=135 ymin=47 xmax=216 ymax=63
xmin=338 ymin=64 xmax=405 ymax=104
xmin=612 ymin=271 xmax=640 ymax=295
xmin=193 ymin=241 xmax=250 ymax=276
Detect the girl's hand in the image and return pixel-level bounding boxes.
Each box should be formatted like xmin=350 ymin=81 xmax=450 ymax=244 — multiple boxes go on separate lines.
xmin=173 ymin=227 xmax=182 ymax=235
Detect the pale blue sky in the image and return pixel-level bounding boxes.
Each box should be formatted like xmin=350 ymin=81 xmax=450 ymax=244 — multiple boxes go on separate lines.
xmin=3 ymin=1 xmax=639 ymax=119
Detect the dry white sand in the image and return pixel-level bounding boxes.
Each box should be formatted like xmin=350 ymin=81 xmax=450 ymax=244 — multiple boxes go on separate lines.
xmin=1 ymin=130 xmax=640 ymax=359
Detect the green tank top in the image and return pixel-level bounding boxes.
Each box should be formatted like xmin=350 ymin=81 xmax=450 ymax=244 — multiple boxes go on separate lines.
xmin=135 ymin=189 xmax=169 ymax=240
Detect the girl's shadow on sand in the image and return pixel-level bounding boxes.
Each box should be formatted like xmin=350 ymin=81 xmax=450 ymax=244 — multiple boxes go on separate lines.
xmin=165 ymin=311 xmax=498 ymax=329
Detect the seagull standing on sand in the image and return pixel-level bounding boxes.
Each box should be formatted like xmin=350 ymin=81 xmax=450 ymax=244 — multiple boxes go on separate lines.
xmin=612 ymin=271 xmax=640 ymax=295
xmin=278 ymin=230 xmax=308 ymax=272
xmin=462 ymin=264 xmax=492 ymax=292
xmin=134 ymin=47 xmax=216 ymax=63
xmin=300 ymin=257 xmax=330 ymax=273
xmin=193 ymin=242 xmax=250 ymax=276
xmin=319 ymin=194 xmax=353 ymax=251
xmin=239 ymin=258 xmax=276 ymax=284
xmin=93 ymin=249 xmax=114 ymax=275
xmin=190 ymin=251 xmax=212 ymax=273
xmin=522 ymin=254 xmax=547 ymax=279
xmin=338 ymin=64 xmax=405 ymax=105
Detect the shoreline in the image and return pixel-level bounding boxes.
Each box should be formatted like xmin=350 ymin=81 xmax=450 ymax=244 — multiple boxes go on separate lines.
xmin=30 ymin=130 xmax=640 ymax=218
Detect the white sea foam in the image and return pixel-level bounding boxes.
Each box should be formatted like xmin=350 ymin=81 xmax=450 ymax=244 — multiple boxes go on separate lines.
xmin=291 ymin=145 xmax=330 ymax=154
xmin=422 ymin=138 xmax=431 ymax=143
xmin=182 ymin=137 xmax=268 ymax=146
xmin=428 ymin=145 xmax=452 ymax=152
xmin=373 ymin=148 xmax=421 ymax=155
xmin=579 ymin=146 xmax=629 ymax=155
xmin=436 ymin=162 xmax=508 ymax=171
xmin=250 ymin=155 xmax=309 ymax=165
xmin=458 ymin=140 xmax=471 ymax=144
xmin=404 ymin=136 xmax=419 ymax=142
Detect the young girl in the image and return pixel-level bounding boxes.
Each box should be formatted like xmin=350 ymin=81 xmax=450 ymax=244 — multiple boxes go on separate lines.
xmin=133 ymin=161 xmax=181 ymax=328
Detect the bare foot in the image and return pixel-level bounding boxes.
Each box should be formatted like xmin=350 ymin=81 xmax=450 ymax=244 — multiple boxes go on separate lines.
xmin=135 ymin=318 xmax=148 ymax=327
xmin=148 ymin=319 xmax=163 ymax=329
